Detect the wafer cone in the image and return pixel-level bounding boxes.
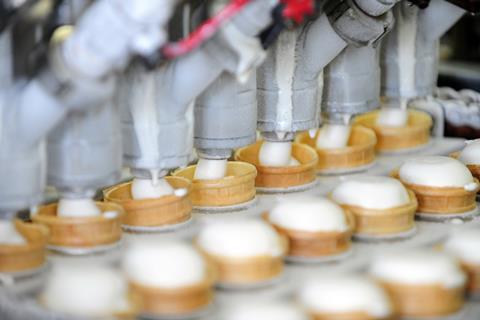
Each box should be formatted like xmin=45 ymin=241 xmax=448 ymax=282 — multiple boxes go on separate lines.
xmin=0 ymin=220 xmax=48 ymax=272
xmin=451 ymin=151 xmax=480 ymax=182
xmin=265 ymin=210 xmax=354 ymax=258
xmin=129 ymin=267 xmax=215 ymax=316
xmin=391 ymin=170 xmax=479 ymax=214
xmin=338 ymin=190 xmax=417 ymax=236
xmin=296 ymin=126 xmax=376 ymax=172
xmin=310 ymin=310 xmax=393 ymax=320
xmin=462 ymin=262 xmax=480 ymax=295
xmin=235 ymin=142 xmax=317 ymax=188
xmin=379 ymin=281 xmax=465 ymax=318
xmin=355 ymin=110 xmax=432 ymax=152
xmin=103 ymin=177 xmax=192 ymax=227
xmin=197 ymin=237 xmax=287 ymax=286
xmin=173 ymin=162 xmax=256 ymax=207
xmin=32 ymin=202 xmax=124 ymax=248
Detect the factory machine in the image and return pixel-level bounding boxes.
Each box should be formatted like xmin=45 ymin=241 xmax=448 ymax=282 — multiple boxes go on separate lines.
xmin=1 ymin=0 xmax=480 ymax=319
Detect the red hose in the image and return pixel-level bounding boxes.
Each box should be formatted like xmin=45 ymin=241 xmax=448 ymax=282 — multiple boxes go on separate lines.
xmin=281 ymin=0 xmax=315 ymax=24
xmin=162 ymin=0 xmax=252 ymax=59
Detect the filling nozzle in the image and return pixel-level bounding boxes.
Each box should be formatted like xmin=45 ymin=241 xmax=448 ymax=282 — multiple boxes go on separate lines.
xmin=316 ymin=114 xmax=352 ymax=150
xmin=258 ymin=132 xmax=299 ymax=167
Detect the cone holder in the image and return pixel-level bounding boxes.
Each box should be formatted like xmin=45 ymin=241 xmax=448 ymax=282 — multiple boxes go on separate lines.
xmin=391 ymin=170 xmax=480 ymax=214
xmin=338 ymin=190 xmax=417 ymax=238
xmin=355 ymin=110 xmax=432 ymax=153
xmin=129 ymin=268 xmax=215 ymax=317
xmin=172 ymin=162 xmax=256 ymax=209
xmin=265 ymin=211 xmax=354 ymax=259
xmin=197 ymin=237 xmax=287 ymax=287
xmin=32 ymin=202 xmax=124 ymax=251
xmin=0 ymin=220 xmax=48 ymax=273
xmin=103 ymin=177 xmax=192 ymax=229
xmin=234 ymin=142 xmax=317 ymax=191
xmin=379 ymin=281 xmax=465 ymax=318
xmin=295 ymin=126 xmax=376 ymax=174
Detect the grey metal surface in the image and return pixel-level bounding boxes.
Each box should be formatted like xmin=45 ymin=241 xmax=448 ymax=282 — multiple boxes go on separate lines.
xmin=47 ymin=102 xmax=122 ymax=197
xmin=323 ymin=45 xmax=381 ymax=116
xmin=194 ymin=71 xmax=257 ymax=156
xmin=257 ymin=15 xmax=347 ymax=135
xmin=380 ymin=1 xmax=465 ymax=100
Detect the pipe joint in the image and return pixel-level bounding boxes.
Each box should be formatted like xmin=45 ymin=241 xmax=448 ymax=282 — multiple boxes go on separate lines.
xmin=325 ymin=0 xmax=394 ymax=47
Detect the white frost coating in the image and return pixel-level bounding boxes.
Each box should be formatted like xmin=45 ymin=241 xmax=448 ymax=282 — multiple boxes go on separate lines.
xmin=194 ymin=158 xmax=228 ymax=180
xmin=397 ymin=6 xmax=418 ymax=98
xmin=197 ymin=219 xmax=284 ymax=258
xmin=57 ymin=198 xmax=101 ymax=218
xmin=399 ymin=156 xmax=474 ymax=188
xmin=376 ymin=104 xmax=409 ymax=127
xmin=299 ymin=276 xmax=392 ymax=318
xmin=223 ymin=302 xmax=309 ymax=320
xmin=269 ymin=196 xmax=348 ymax=232
xmin=259 ymin=141 xmax=299 ymax=167
xmin=275 ymin=30 xmax=296 ymax=132
xmin=42 ymin=265 xmax=130 ymax=317
xmin=459 ymin=139 xmax=480 ymax=165
xmin=369 ymin=250 xmax=466 ymax=288
xmin=331 ymin=176 xmax=410 ymax=210
xmin=0 ymin=221 xmax=26 ymax=245
xmin=131 ymin=178 xmax=174 ymax=200
xmin=445 ymin=229 xmax=480 ymax=265
xmin=123 ymin=241 xmax=206 ymax=288
xmin=316 ymin=124 xmax=351 ymax=149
